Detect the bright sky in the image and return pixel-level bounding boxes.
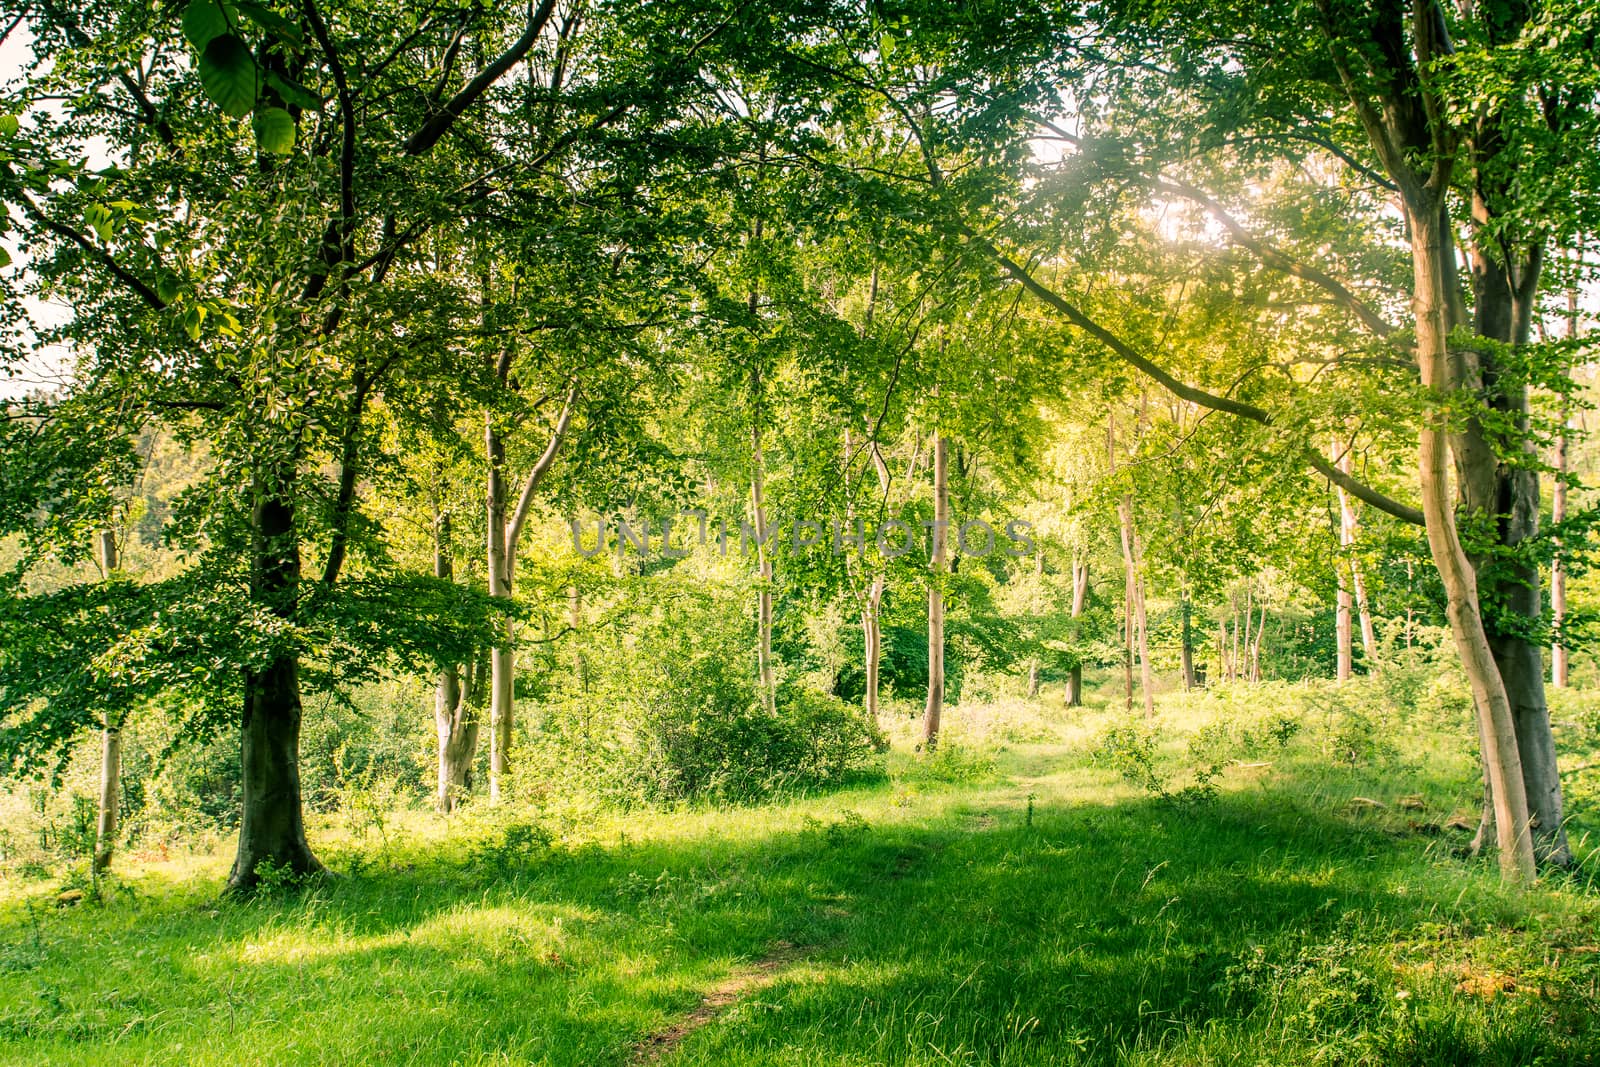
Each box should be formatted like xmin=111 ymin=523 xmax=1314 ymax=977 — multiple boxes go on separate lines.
xmin=1 ymin=22 xmax=75 ymax=401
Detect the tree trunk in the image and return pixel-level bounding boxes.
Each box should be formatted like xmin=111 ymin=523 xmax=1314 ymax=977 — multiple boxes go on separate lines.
xmin=486 ymin=413 xmax=513 ymax=803
xmin=1065 ymin=555 xmax=1088 ymax=708
xmin=1180 ymin=593 xmax=1195 ymax=691
xmin=93 ymin=529 xmax=120 ymax=875
xmin=1027 ymin=550 xmax=1043 ymax=696
xmin=1252 ymin=603 xmax=1267 ymax=683
xmin=1336 ymin=445 xmax=1377 ymax=669
xmin=1335 ymin=567 xmax=1353 ymax=682
xmin=1116 ymin=494 xmax=1152 ymax=718
xmin=923 ymin=432 xmax=948 ymax=749
xmin=751 ymin=404 xmax=776 ymax=715
xmin=229 ymin=485 xmax=321 ymax=892
xmin=864 ymin=574 xmax=884 ymax=720
xmin=1552 ymin=406 xmax=1570 ymax=688
xmin=1229 ymin=600 xmax=1241 ymax=682
xmin=432 ymin=509 xmax=479 ymax=812
xmin=1410 ymin=204 xmax=1536 ymax=882
xmin=1552 ymin=282 xmax=1576 ymax=688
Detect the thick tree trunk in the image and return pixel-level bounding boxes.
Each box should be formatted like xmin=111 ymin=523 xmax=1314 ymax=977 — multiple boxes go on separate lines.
xmin=1410 ymin=205 xmax=1536 ymax=882
xmin=435 ymin=661 xmax=481 ymax=812
xmin=1459 ymin=204 xmax=1571 ymax=867
xmin=229 ymin=487 xmax=321 ymax=892
xmin=432 ymin=509 xmax=479 ymax=812
xmin=1065 ymin=664 xmax=1083 ymax=708
xmin=1335 ymin=570 xmax=1353 ymax=681
xmin=923 ymin=432 xmax=948 ymax=749
xmin=93 ymin=529 xmax=120 ymax=875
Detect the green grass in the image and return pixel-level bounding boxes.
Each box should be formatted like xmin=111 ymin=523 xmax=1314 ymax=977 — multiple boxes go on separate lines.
xmin=3 ymin=688 xmax=1599 ymax=1066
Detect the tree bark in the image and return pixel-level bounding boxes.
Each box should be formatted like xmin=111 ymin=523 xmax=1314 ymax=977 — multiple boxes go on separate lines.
xmin=1180 ymin=593 xmax=1195 ymax=691
xmin=93 ymin=529 xmax=120 ymax=875
xmin=1335 ymin=564 xmax=1354 ymax=682
xmin=1066 ymin=554 xmax=1088 ymax=707
xmin=1336 ymin=445 xmax=1377 ymax=669
xmin=1552 ymin=281 xmax=1576 ymax=688
xmin=1552 ymin=403 xmax=1570 ymax=688
xmin=432 ymin=508 xmax=479 ymax=812
xmin=923 ymin=431 xmax=948 ymax=749
xmin=864 ymin=574 xmax=884 ymax=720
xmin=1410 ymin=203 xmax=1536 ymax=882
xmin=486 ymin=411 xmax=513 ymax=802
xmin=751 ymin=393 xmax=776 ymax=715
xmin=483 ymin=382 xmax=576 ymax=802
xmin=229 ymin=483 xmax=321 ymax=892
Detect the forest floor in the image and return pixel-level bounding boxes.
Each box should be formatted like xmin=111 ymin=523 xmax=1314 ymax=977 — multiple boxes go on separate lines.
xmin=3 ymin=685 xmax=1600 ymax=1066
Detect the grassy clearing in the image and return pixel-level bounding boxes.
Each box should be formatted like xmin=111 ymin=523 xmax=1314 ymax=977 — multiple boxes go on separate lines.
xmin=2 ymin=685 xmax=1599 ymax=1066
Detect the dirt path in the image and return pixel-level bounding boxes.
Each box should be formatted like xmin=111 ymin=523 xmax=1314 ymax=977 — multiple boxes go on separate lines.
xmin=628 ymin=942 xmax=808 ymax=1063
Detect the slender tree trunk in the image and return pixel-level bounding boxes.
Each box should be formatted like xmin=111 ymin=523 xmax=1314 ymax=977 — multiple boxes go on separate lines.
xmin=1027 ymin=550 xmax=1043 ymax=696
xmin=1552 ymin=407 xmax=1570 ymax=688
xmin=923 ymin=432 xmax=948 ymax=749
xmin=1552 ymin=282 xmax=1576 ymax=688
xmin=1180 ymin=592 xmax=1195 ymax=691
xmin=1252 ymin=603 xmax=1267 ymax=683
xmin=1230 ymin=600 xmax=1241 ymax=682
xmin=568 ymin=585 xmax=586 ymax=691
xmin=93 ymin=529 xmax=120 ymax=875
xmin=864 ymin=575 xmax=884 ymax=720
xmin=1065 ymin=555 xmax=1087 ymax=707
xmin=229 ymin=482 xmax=321 ymax=892
xmin=486 ymin=413 xmax=513 ymax=803
xmin=751 ymin=400 xmax=776 ymax=715
xmin=1335 ymin=445 xmax=1376 ymax=670
xmin=1115 ymin=496 xmax=1152 ymax=717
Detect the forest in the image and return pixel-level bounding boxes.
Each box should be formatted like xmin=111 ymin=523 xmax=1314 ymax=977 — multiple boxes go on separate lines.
xmin=3 ymin=0 xmax=1600 ymax=1063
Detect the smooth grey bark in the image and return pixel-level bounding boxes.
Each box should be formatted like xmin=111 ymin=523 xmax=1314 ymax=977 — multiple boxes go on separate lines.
xmin=93 ymin=528 xmax=120 ymax=875
xmin=432 ymin=508 xmax=480 ymax=812
xmin=1065 ymin=556 xmax=1087 ymax=707
xmin=485 ymin=384 xmax=577 ymax=802
xmin=922 ymin=431 xmax=948 ymax=749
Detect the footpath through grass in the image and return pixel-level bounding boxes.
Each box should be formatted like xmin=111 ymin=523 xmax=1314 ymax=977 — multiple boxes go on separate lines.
xmin=3 ymin=692 xmax=1599 ymax=1066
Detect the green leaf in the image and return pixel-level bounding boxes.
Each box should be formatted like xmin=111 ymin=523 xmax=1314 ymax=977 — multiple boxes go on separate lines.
xmin=0 ymin=245 xmax=10 ymax=269
xmin=182 ymin=0 xmax=234 ymax=50
xmin=263 ymin=70 xmax=322 ymax=111
xmin=156 ymin=273 xmax=180 ymax=304
xmin=84 ymin=203 xmax=114 ymax=241
xmin=235 ymin=1 xmax=304 ymax=49
xmin=252 ymin=106 xmax=295 ymax=154
xmin=0 ymin=115 xmax=18 ymax=137
xmin=198 ymin=34 xmax=259 ymax=120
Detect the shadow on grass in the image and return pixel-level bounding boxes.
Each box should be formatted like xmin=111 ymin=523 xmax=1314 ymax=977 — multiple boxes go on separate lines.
xmin=3 ymin=780 xmax=1598 ymax=1066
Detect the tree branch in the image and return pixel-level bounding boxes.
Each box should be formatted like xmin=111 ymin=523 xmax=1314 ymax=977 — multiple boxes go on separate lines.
xmin=969 ymin=227 xmax=1426 ymax=526
xmin=504 ymin=382 xmax=579 ymax=572
xmin=403 ymin=0 xmax=559 ymax=156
